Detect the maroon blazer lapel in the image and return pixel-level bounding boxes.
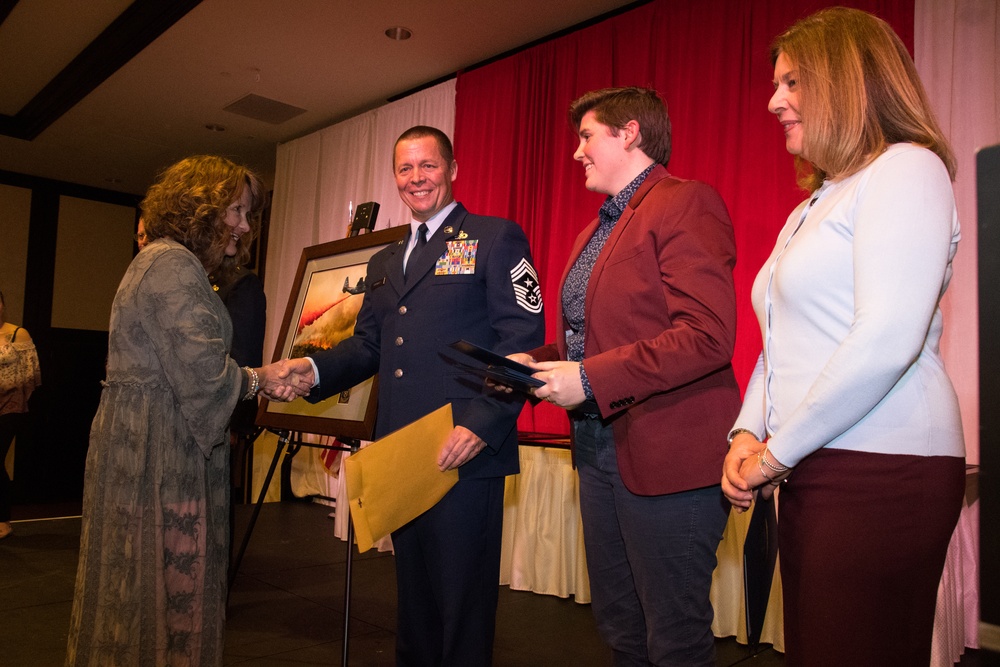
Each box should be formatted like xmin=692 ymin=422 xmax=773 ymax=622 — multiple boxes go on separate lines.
xmin=582 ymin=166 xmax=670 ymax=344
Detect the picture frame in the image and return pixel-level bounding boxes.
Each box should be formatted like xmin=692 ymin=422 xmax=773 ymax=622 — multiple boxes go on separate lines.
xmin=256 ymin=226 xmax=408 ymax=439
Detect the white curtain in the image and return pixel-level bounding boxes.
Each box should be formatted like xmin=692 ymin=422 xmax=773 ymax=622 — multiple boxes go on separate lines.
xmin=252 ymin=80 xmax=455 ymax=503
xmin=915 ymin=2 xmax=998 ymax=660
xmin=917 ymin=0 xmax=1000 ymax=466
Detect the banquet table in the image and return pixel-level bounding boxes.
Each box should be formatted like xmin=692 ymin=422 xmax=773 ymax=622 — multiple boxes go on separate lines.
xmin=498 ymin=442 xmax=980 ymax=664
xmin=315 ymin=433 xmax=978 ymax=664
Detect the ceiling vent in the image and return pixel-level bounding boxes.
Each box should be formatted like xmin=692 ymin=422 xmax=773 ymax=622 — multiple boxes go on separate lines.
xmin=223 ymin=94 xmax=306 ymax=125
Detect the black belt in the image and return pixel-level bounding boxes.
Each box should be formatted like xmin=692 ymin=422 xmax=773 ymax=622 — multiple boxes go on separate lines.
xmin=570 ymin=399 xmax=601 ymax=420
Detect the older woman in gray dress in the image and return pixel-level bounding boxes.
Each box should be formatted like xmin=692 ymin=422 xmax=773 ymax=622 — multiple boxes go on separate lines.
xmin=66 ymin=156 xmax=307 ymax=667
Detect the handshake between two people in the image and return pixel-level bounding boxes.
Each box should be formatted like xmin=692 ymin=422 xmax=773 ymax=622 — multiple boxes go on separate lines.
xmin=254 ymin=357 xmax=317 ymax=402
xmin=255 ymin=356 xmax=488 ymax=472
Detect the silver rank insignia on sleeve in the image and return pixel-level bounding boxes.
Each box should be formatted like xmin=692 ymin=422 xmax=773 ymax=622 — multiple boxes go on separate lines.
xmin=510 ymin=258 xmax=543 ymax=313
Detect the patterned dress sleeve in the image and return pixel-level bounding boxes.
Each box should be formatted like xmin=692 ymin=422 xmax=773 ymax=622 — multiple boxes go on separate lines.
xmin=138 ymin=249 xmax=244 ymax=457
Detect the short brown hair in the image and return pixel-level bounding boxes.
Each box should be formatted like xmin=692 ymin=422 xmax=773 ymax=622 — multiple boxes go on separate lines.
xmin=772 ymin=7 xmax=955 ymax=191
xmin=141 ymin=156 xmax=265 ymax=273
xmin=569 ymin=87 xmax=672 ymax=166
xmin=394 ymin=126 xmax=455 ymax=167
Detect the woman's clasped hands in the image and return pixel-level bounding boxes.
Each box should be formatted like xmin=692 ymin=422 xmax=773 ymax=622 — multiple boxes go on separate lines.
xmin=721 ymin=432 xmax=792 ymax=513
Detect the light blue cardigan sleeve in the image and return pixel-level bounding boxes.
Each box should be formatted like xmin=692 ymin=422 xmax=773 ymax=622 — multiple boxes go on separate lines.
xmin=765 ymin=146 xmax=960 ymax=467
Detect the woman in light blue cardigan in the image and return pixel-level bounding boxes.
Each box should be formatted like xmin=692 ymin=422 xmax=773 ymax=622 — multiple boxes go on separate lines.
xmin=722 ymin=8 xmax=965 ymax=666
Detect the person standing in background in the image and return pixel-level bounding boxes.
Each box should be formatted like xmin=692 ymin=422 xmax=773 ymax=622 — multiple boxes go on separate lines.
xmin=213 ymin=264 xmax=266 ymax=432
xmin=136 ymin=217 xmax=149 ymax=250
xmin=0 ymin=289 xmax=42 ymax=540
xmin=210 ymin=263 xmax=266 ymax=567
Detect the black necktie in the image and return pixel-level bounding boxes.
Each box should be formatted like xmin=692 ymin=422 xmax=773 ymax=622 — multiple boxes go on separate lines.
xmin=405 ymin=223 xmax=428 ymax=280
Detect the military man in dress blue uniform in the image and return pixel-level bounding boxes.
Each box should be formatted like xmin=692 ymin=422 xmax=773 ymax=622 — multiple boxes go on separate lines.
xmin=284 ymin=126 xmax=545 ymax=665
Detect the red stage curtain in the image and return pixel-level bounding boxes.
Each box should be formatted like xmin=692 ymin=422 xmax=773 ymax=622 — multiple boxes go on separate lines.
xmin=453 ymin=0 xmax=914 ymax=434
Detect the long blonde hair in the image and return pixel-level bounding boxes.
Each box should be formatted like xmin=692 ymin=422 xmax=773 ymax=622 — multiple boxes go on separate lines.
xmin=772 ymin=7 xmax=956 ymax=192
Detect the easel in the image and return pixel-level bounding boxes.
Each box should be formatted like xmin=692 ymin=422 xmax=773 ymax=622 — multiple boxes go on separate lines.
xmin=229 ymin=202 xmax=382 ymax=666
xmin=229 ymin=430 xmax=360 ymax=667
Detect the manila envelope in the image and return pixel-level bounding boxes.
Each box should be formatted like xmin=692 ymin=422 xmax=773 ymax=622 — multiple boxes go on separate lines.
xmin=344 ymin=403 xmax=459 ymax=552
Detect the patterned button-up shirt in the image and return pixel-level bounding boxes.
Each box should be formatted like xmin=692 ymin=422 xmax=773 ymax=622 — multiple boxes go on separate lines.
xmin=562 ymin=164 xmax=656 ymax=399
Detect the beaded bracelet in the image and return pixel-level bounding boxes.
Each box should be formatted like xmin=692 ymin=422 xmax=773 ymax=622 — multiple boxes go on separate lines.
xmin=243 ymin=366 xmax=259 ymax=401
xmin=760 ymin=446 xmax=789 ymax=474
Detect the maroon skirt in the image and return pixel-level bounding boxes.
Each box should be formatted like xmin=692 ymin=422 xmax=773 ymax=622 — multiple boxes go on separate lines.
xmin=777 ymin=447 xmax=965 ymax=666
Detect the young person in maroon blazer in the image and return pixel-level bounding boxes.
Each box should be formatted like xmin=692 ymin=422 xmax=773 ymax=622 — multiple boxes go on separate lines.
xmin=513 ymin=87 xmax=741 ymax=665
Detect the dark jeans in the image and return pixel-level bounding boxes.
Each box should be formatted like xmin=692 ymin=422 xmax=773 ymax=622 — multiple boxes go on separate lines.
xmin=574 ymin=417 xmax=729 ymax=667
xmin=0 ymin=412 xmax=26 ymax=522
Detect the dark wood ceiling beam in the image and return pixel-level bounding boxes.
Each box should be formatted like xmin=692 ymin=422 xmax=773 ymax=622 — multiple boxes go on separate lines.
xmin=0 ymin=0 xmax=21 ymax=27
xmin=0 ymin=0 xmax=204 ymax=141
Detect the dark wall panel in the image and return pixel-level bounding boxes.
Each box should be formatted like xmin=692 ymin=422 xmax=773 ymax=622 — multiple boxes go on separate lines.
xmin=977 ymin=143 xmax=1000 ymax=661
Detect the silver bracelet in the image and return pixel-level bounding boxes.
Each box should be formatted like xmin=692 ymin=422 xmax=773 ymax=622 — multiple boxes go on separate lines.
xmin=760 ymin=446 xmax=789 ymax=473
xmin=243 ymin=366 xmax=259 ymax=401
xmin=756 ymin=452 xmax=776 ymax=482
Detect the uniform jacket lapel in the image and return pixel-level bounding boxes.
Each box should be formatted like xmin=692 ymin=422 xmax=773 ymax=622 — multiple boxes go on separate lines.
xmin=385 ymin=237 xmax=407 ymax=295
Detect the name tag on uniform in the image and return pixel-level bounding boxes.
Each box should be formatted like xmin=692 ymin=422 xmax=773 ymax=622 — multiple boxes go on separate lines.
xmin=436 ymin=239 xmax=478 ymax=275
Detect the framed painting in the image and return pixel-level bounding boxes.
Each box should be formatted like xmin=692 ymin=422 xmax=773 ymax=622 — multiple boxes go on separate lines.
xmin=256 ymin=226 xmax=407 ymax=439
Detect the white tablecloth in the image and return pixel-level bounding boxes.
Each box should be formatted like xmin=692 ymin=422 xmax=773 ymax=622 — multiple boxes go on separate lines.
xmin=308 ymin=440 xmax=977 ymax=664
xmin=709 ymin=501 xmax=784 ymax=650
xmin=499 ymin=446 xmax=980 ymax=663
xmin=931 ymin=478 xmax=980 ymax=666
xmin=500 ymin=446 xmax=591 ymax=601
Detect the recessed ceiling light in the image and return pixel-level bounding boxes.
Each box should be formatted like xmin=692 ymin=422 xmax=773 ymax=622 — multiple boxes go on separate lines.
xmin=205 ymin=124 xmax=226 ymax=132
xmin=384 ymin=26 xmax=412 ymax=40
